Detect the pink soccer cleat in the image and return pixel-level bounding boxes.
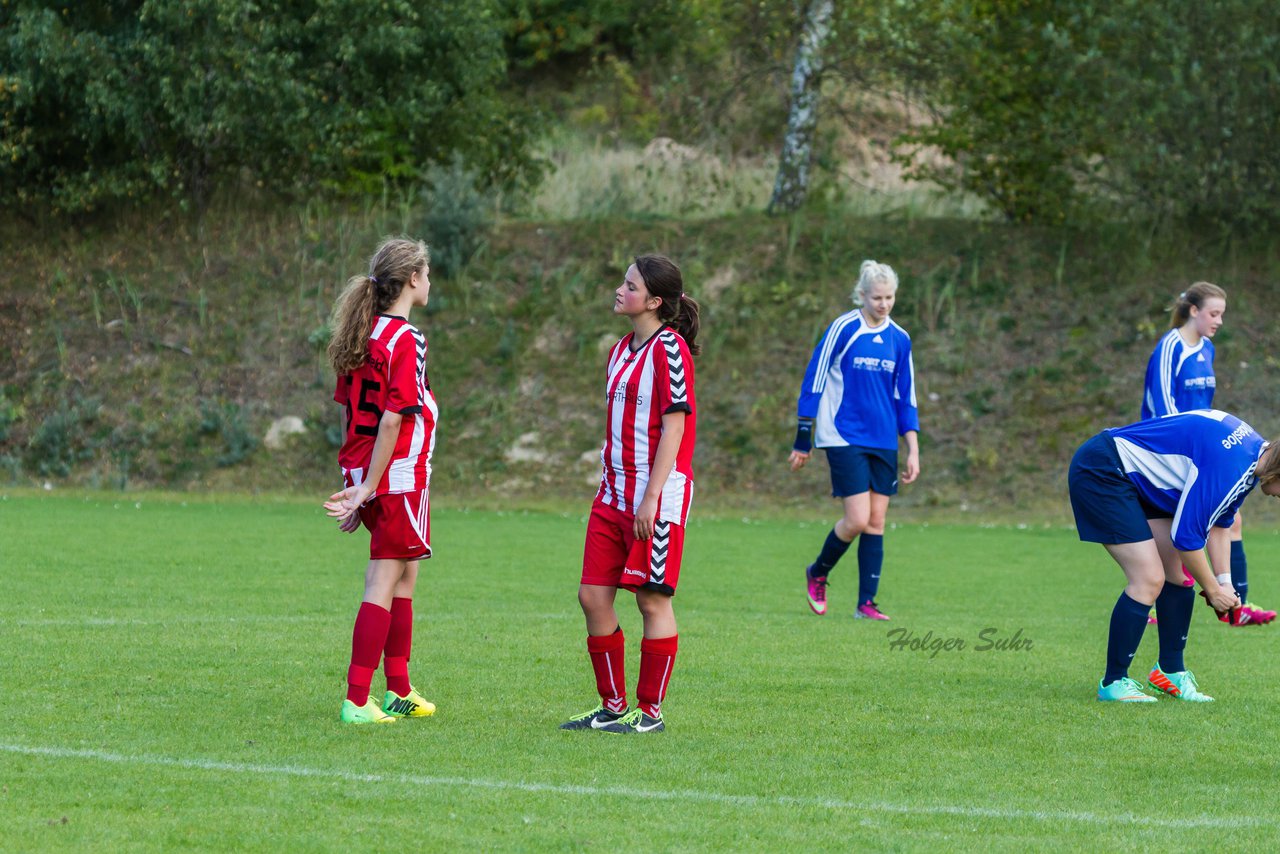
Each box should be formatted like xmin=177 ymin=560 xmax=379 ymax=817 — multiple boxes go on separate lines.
xmin=855 ymin=601 xmax=890 ymax=620
xmin=806 ymin=565 xmax=829 ymax=616
xmin=1239 ymin=602 xmax=1276 ymax=625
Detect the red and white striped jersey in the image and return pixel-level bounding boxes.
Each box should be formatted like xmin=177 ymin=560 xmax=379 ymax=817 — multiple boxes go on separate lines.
xmin=334 ymin=314 xmax=437 ymax=496
xmin=595 ymin=326 xmax=696 ymax=525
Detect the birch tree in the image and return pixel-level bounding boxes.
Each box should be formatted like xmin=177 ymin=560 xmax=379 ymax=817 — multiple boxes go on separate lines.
xmin=767 ymin=0 xmax=834 ymax=215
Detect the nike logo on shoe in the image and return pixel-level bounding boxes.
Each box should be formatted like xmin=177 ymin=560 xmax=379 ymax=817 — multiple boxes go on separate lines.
xmin=386 ymin=697 xmax=418 ymax=715
xmin=632 ymin=717 xmax=664 ymax=733
xmin=590 ymin=716 xmax=619 ymax=730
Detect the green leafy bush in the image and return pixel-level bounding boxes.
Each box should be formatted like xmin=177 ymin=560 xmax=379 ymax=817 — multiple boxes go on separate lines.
xmin=0 ymin=1 xmax=540 ymax=213
xmin=419 ymin=158 xmax=495 ymax=279
xmin=27 ymin=397 xmax=101 ymax=477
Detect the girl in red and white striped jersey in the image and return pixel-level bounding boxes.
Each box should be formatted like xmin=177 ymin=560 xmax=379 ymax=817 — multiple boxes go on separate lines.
xmin=324 ymin=237 xmax=440 ymax=724
xmin=560 ymin=254 xmax=700 ymax=734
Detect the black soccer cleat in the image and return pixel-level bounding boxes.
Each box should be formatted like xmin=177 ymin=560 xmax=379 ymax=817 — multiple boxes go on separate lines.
xmin=559 ymin=705 xmax=628 ymax=731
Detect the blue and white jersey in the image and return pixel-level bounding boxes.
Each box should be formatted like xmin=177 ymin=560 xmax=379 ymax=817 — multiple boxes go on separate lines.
xmin=1108 ymin=410 xmax=1264 ymax=551
xmin=1141 ymin=329 xmax=1216 ymax=420
xmin=796 ymin=310 xmax=919 ymax=451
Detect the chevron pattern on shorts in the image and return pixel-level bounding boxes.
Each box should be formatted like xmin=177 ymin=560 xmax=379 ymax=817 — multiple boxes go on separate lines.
xmin=650 ymin=520 xmax=670 ymax=583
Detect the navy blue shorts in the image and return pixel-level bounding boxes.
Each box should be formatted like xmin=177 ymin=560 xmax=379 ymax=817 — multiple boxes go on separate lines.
xmin=1068 ymin=432 xmax=1156 ymax=544
xmin=824 ymin=444 xmax=898 ymax=497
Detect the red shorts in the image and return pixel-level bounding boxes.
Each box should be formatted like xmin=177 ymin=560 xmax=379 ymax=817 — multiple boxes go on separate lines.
xmin=358 ymin=489 xmax=431 ymax=561
xmin=581 ymin=499 xmax=685 ymax=595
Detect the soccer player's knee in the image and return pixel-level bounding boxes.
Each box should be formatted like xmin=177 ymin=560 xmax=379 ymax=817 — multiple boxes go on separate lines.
xmin=635 ymin=590 xmax=672 ymax=619
xmin=1131 ymin=576 xmax=1164 ymax=603
xmin=578 ymin=586 xmax=606 ymax=615
xmin=842 ymin=514 xmax=868 ymax=536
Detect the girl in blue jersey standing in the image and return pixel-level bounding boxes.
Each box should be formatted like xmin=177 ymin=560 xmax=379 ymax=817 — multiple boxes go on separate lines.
xmin=789 ymin=260 xmax=919 ymax=620
xmin=1141 ymin=282 xmax=1275 ymax=625
xmin=1069 ymin=410 xmax=1280 ymax=702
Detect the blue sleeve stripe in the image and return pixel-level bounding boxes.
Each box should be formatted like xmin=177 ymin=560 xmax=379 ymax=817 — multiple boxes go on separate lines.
xmin=1158 ymin=332 xmax=1179 ymax=415
xmin=811 ymin=312 xmax=859 ymax=395
xmin=1170 ymin=463 xmax=1199 ymax=548
xmin=1207 ymin=467 xmax=1259 ymax=528
xmin=906 ymin=350 xmax=917 ymax=408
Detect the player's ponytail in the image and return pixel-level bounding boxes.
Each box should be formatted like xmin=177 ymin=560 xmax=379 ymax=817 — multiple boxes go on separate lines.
xmin=635 ymin=253 xmax=701 ymax=356
xmin=328 ymin=237 xmax=430 ymax=375
xmin=1169 ymin=281 xmax=1226 ymax=329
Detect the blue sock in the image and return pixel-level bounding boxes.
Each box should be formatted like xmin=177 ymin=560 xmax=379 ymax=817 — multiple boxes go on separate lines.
xmin=857 ymin=533 xmax=884 ymax=605
xmin=1155 ymin=582 xmax=1194 ymax=673
xmin=1231 ymin=540 xmax=1248 ymax=602
xmin=812 ymin=529 xmax=852 ymax=577
xmin=1103 ymin=592 xmax=1151 ymax=686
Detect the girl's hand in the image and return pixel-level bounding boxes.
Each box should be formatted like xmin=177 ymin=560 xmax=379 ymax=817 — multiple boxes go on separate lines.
xmin=1202 ymin=584 xmax=1241 ymax=614
xmin=324 ymin=485 xmax=368 ymax=528
xmin=634 ymin=496 xmax=658 ymax=540
xmin=789 ymin=450 xmax=810 ymax=471
xmin=902 ymin=451 xmax=920 ymax=484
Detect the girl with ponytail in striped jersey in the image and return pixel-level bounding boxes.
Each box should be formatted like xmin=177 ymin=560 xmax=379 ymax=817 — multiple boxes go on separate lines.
xmin=560 ymin=254 xmax=700 ymax=735
xmin=790 ymin=260 xmax=919 ymax=620
xmin=1141 ymin=283 xmax=1274 ymax=626
xmin=324 ymin=238 xmax=439 ymax=724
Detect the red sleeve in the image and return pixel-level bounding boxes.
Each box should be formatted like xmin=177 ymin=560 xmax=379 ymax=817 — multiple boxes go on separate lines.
xmin=334 ymin=374 xmax=352 ymax=406
xmin=385 ymin=328 xmax=423 ymax=415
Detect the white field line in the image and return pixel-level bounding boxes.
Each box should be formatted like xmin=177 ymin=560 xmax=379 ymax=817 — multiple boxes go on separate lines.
xmin=0 ymin=614 xmax=570 ymax=627
xmin=0 ymin=743 xmax=1270 ymax=830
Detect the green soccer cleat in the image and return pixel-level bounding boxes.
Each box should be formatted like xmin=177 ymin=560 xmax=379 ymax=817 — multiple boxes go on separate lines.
xmin=1096 ymin=677 xmax=1157 ymax=703
xmin=598 ymin=708 xmax=665 ymax=734
xmin=382 ymin=687 xmax=436 ymax=718
xmin=559 ymin=704 xmax=628 ymax=731
xmin=340 ymin=698 xmax=397 ymax=724
xmin=1147 ymin=665 xmax=1214 ymax=702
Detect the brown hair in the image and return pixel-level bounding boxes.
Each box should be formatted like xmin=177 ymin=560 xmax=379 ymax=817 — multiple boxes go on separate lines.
xmin=1258 ymin=443 xmax=1280 ymax=490
xmin=634 ymin=253 xmax=701 ymax=356
xmin=1169 ymin=281 xmax=1227 ymax=329
xmin=327 ymin=238 xmax=429 ymax=375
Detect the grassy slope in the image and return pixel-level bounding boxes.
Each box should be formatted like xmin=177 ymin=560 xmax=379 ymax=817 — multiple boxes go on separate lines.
xmin=3 ymin=493 xmax=1280 ymax=850
xmin=3 ymin=205 xmax=1280 ymax=521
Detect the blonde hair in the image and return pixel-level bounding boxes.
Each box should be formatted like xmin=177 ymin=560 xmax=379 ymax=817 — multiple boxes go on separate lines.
xmin=1169 ymin=281 xmax=1226 ymax=329
xmin=853 ymin=260 xmax=898 ymax=306
xmin=327 ymin=238 xmax=429 ymax=375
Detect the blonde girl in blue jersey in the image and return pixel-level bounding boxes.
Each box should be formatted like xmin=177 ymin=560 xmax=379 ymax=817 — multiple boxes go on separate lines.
xmin=789 ymin=260 xmax=919 ymax=620
xmin=1141 ymin=283 xmax=1274 ymax=626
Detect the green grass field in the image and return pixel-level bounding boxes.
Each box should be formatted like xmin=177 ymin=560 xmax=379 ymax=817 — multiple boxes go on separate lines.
xmin=3 ymin=492 xmax=1279 ymax=850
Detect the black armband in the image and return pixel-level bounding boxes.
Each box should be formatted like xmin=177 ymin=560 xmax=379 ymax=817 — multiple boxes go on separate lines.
xmin=793 ymin=418 xmax=814 ymax=454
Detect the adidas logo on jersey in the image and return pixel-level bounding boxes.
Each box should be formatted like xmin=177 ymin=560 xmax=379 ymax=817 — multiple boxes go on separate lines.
xmin=1197 ymin=354 xmax=1205 ymax=361
xmin=873 ymin=334 xmax=884 ymax=343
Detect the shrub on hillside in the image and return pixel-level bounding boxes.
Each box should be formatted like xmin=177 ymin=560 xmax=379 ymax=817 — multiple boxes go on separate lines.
xmin=0 ymin=1 xmax=540 ymax=214
xmin=419 ymin=158 xmax=495 ymax=279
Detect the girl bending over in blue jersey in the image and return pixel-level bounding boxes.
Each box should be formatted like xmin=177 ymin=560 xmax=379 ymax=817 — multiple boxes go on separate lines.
xmin=790 ymin=260 xmax=919 ymax=620
xmin=1141 ymin=282 xmax=1274 ymax=625
xmin=1069 ymin=410 xmax=1280 ymax=702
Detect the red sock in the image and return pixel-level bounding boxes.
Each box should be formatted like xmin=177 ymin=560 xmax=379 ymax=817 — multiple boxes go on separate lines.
xmin=384 ymin=597 xmax=413 ymax=697
xmin=637 ymin=634 xmax=678 ymax=718
xmin=346 ymin=602 xmax=391 ymax=705
xmin=587 ymin=628 xmax=628 ymax=713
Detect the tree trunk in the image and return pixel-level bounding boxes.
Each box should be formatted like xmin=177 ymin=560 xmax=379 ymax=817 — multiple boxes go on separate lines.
xmin=767 ymin=0 xmax=834 ymax=215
